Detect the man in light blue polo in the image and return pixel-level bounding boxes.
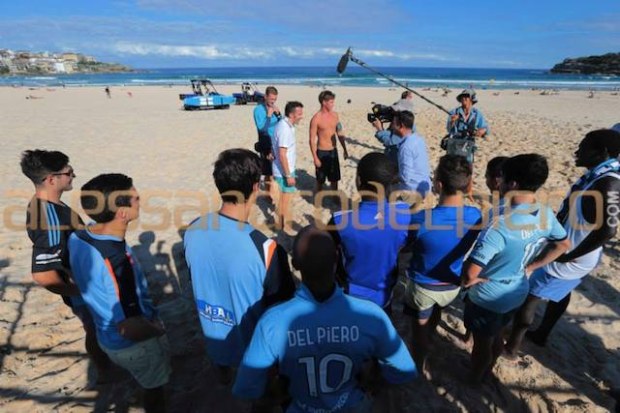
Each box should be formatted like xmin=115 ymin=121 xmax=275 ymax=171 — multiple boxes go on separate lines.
xmin=374 ymin=110 xmax=430 ymax=204
xmin=462 ymin=154 xmax=570 ymax=384
xmin=233 ymin=226 xmax=417 ymax=412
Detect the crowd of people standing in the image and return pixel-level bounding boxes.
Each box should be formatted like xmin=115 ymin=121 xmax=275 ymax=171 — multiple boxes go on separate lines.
xmin=19 ymin=84 xmax=620 ymax=412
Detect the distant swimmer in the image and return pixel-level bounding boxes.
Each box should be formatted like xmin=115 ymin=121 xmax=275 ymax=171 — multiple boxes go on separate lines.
xmin=309 ymin=90 xmax=349 ymax=193
xmin=233 ymin=226 xmax=417 ymax=411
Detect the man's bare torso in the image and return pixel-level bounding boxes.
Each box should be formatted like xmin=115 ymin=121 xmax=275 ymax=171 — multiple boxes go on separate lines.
xmin=312 ymin=111 xmax=339 ymax=151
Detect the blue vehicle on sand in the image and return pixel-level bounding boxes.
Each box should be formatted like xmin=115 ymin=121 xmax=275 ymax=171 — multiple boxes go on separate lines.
xmin=180 ymin=79 xmax=236 ymax=110
xmin=233 ymin=82 xmax=265 ymax=105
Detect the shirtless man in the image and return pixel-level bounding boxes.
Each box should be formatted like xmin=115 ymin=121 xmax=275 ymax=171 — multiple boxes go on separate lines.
xmin=309 ymin=90 xmax=349 ymax=192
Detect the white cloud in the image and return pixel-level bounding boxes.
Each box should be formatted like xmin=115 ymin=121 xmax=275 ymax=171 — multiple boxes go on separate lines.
xmin=111 ymin=42 xmax=455 ymax=63
xmin=114 ymin=42 xmax=271 ymax=59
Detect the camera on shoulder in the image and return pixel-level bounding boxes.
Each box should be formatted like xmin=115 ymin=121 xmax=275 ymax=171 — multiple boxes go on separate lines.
xmin=367 ymin=104 xmax=395 ymax=124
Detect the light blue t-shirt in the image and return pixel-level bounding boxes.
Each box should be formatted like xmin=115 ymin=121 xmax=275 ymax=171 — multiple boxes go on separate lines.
xmin=69 ymin=229 xmax=156 ymax=350
xmin=397 ymin=132 xmax=431 ymax=197
xmin=184 ymin=213 xmax=294 ymax=367
xmin=466 ymin=203 xmax=567 ymax=313
xmin=233 ymin=285 xmax=417 ymax=412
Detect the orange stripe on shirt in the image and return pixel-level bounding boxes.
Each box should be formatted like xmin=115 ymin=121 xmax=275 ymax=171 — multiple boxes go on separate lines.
xmin=103 ymin=258 xmax=120 ymax=300
xmin=265 ymin=240 xmax=277 ymax=269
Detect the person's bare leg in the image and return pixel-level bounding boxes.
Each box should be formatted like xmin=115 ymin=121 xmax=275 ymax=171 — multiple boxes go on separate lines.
xmin=411 ymin=314 xmax=431 ymax=377
xmin=83 ymin=323 xmax=113 ymax=382
xmin=505 ymin=295 xmax=542 ymax=357
xmin=471 ymin=332 xmax=494 ymax=384
xmin=527 ymin=293 xmax=571 ymax=346
xmin=278 ymin=192 xmax=293 ymax=232
xmin=264 ymin=176 xmax=274 ymax=204
xmin=428 ymin=306 xmax=442 ymax=336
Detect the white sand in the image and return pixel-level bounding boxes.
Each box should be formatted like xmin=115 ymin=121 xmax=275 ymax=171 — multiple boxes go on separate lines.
xmin=0 ymin=84 xmax=619 ymax=412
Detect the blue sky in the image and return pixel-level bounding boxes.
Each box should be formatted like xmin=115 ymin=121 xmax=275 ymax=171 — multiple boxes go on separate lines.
xmin=1 ymin=0 xmax=618 ymax=69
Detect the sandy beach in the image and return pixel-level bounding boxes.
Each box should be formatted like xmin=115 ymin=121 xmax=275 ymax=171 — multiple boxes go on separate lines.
xmin=0 ymin=84 xmax=619 ymax=412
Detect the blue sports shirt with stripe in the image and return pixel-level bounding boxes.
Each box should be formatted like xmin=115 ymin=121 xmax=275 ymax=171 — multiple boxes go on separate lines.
xmin=26 ymin=197 xmax=84 ymax=307
xmin=69 ymin=229 xmax=156 ymax=350
xmin=184 ymin=213 xmax=295 ymax=367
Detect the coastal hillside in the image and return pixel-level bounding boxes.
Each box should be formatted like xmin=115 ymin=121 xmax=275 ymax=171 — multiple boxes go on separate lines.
xmin=0 ymin=49 xmax=132 ymax=75
xmin=551 ymin=52 xmax=620 ymax=75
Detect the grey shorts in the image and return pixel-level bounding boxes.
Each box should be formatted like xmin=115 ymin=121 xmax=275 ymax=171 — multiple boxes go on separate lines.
xmin=404 ymin=279 xmax=460 ymax=320
xmin=100 ymin=335 xmax=171 ymax=389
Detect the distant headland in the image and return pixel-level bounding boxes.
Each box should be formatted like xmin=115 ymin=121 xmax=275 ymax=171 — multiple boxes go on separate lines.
xmin=550 ymin=53 xmax=620 ymax=75
xmin=0 ymin=49 xmax=133 ymax=75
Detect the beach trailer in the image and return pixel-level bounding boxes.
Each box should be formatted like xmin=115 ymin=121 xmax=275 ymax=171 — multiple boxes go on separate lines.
xmin=180 ymin=79 xmax=236 ymax=110
xmin=233 ymin=82 xmax=265 ymax=105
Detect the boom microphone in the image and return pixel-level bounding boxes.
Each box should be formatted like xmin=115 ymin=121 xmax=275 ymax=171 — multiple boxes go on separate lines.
xmin=335 ymin=47 xmax=450 ymax=115
xmin=337 ymin=48 xmax=351 ymax=74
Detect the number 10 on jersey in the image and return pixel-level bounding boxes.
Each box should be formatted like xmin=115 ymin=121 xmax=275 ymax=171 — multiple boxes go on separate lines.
xmin=299 ymin=354 xmax=354 ymax=397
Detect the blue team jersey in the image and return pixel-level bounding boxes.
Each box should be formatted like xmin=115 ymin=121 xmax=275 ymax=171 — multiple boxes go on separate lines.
xmin=330 ymin=201 xmax=410 ymax=307
xmin=233 ymin=285 xmax=417 ymax=412
xmin=68 ymin=229 xmax=156 ymax=350
xmin=408 ymin=205 xmax=482 ymax=286
xmin=466 ymin=203 xmax=567 ymax=313
xmin=184 ymin=213 xmax=294 ymax=367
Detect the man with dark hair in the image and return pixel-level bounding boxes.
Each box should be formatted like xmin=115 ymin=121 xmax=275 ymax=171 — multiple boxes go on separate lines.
xmin=253 ymin=86 xmax=281 ymax=203
xmin=69 ymin=173 xmax=170 ymax=413
xmin=328 ymin=152 xmax=409 ymax=313
xmin=505 ymin=129 xmax=620 ymax=357
xmin=373 ymin=110 xmax=431 ymax=203
xmin=272 ymin=101 xmax=304 ymax=232
xmin=404 ymin=155 xmax=482 ymax=374
xmin=233 ymin=226 xmax=417 ymax=412
xmin=20 ymin=149 xmax=111 ymax=382
xmin=309 ymin=90 xmax=349 ymax=193
xmin=462 ymin=154 xmax=570 ymax=383
xmin=184 ymin=149 xmax=295 ymax=385
xmin=485 ymin=156 xmax=509 ymax=194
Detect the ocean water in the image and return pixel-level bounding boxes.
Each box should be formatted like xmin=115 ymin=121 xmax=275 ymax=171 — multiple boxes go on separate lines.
xmin=2 ymin=66 xmax=619 ymax=91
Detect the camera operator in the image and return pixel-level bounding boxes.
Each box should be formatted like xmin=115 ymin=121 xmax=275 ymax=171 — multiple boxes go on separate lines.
xmin=447 ymin=89 xmax=489 ymax=139
xmin=372 ymin=110 xmax=431 ymax=202
xmin=373 ymin=94 xmax=417 ymax=167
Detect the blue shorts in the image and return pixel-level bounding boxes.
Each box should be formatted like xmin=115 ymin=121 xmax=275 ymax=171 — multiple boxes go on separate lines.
xmin=464 ymin=300 xmax=516 ymax=338
xmin=274 ymin=173 xmax=296 ymax=193
xmin=529 ymin=269 xmax=582 ymax=303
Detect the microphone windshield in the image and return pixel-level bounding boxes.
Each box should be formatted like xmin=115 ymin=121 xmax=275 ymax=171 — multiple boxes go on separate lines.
xmin=337 ymin=48 xmax=351 ymax=74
